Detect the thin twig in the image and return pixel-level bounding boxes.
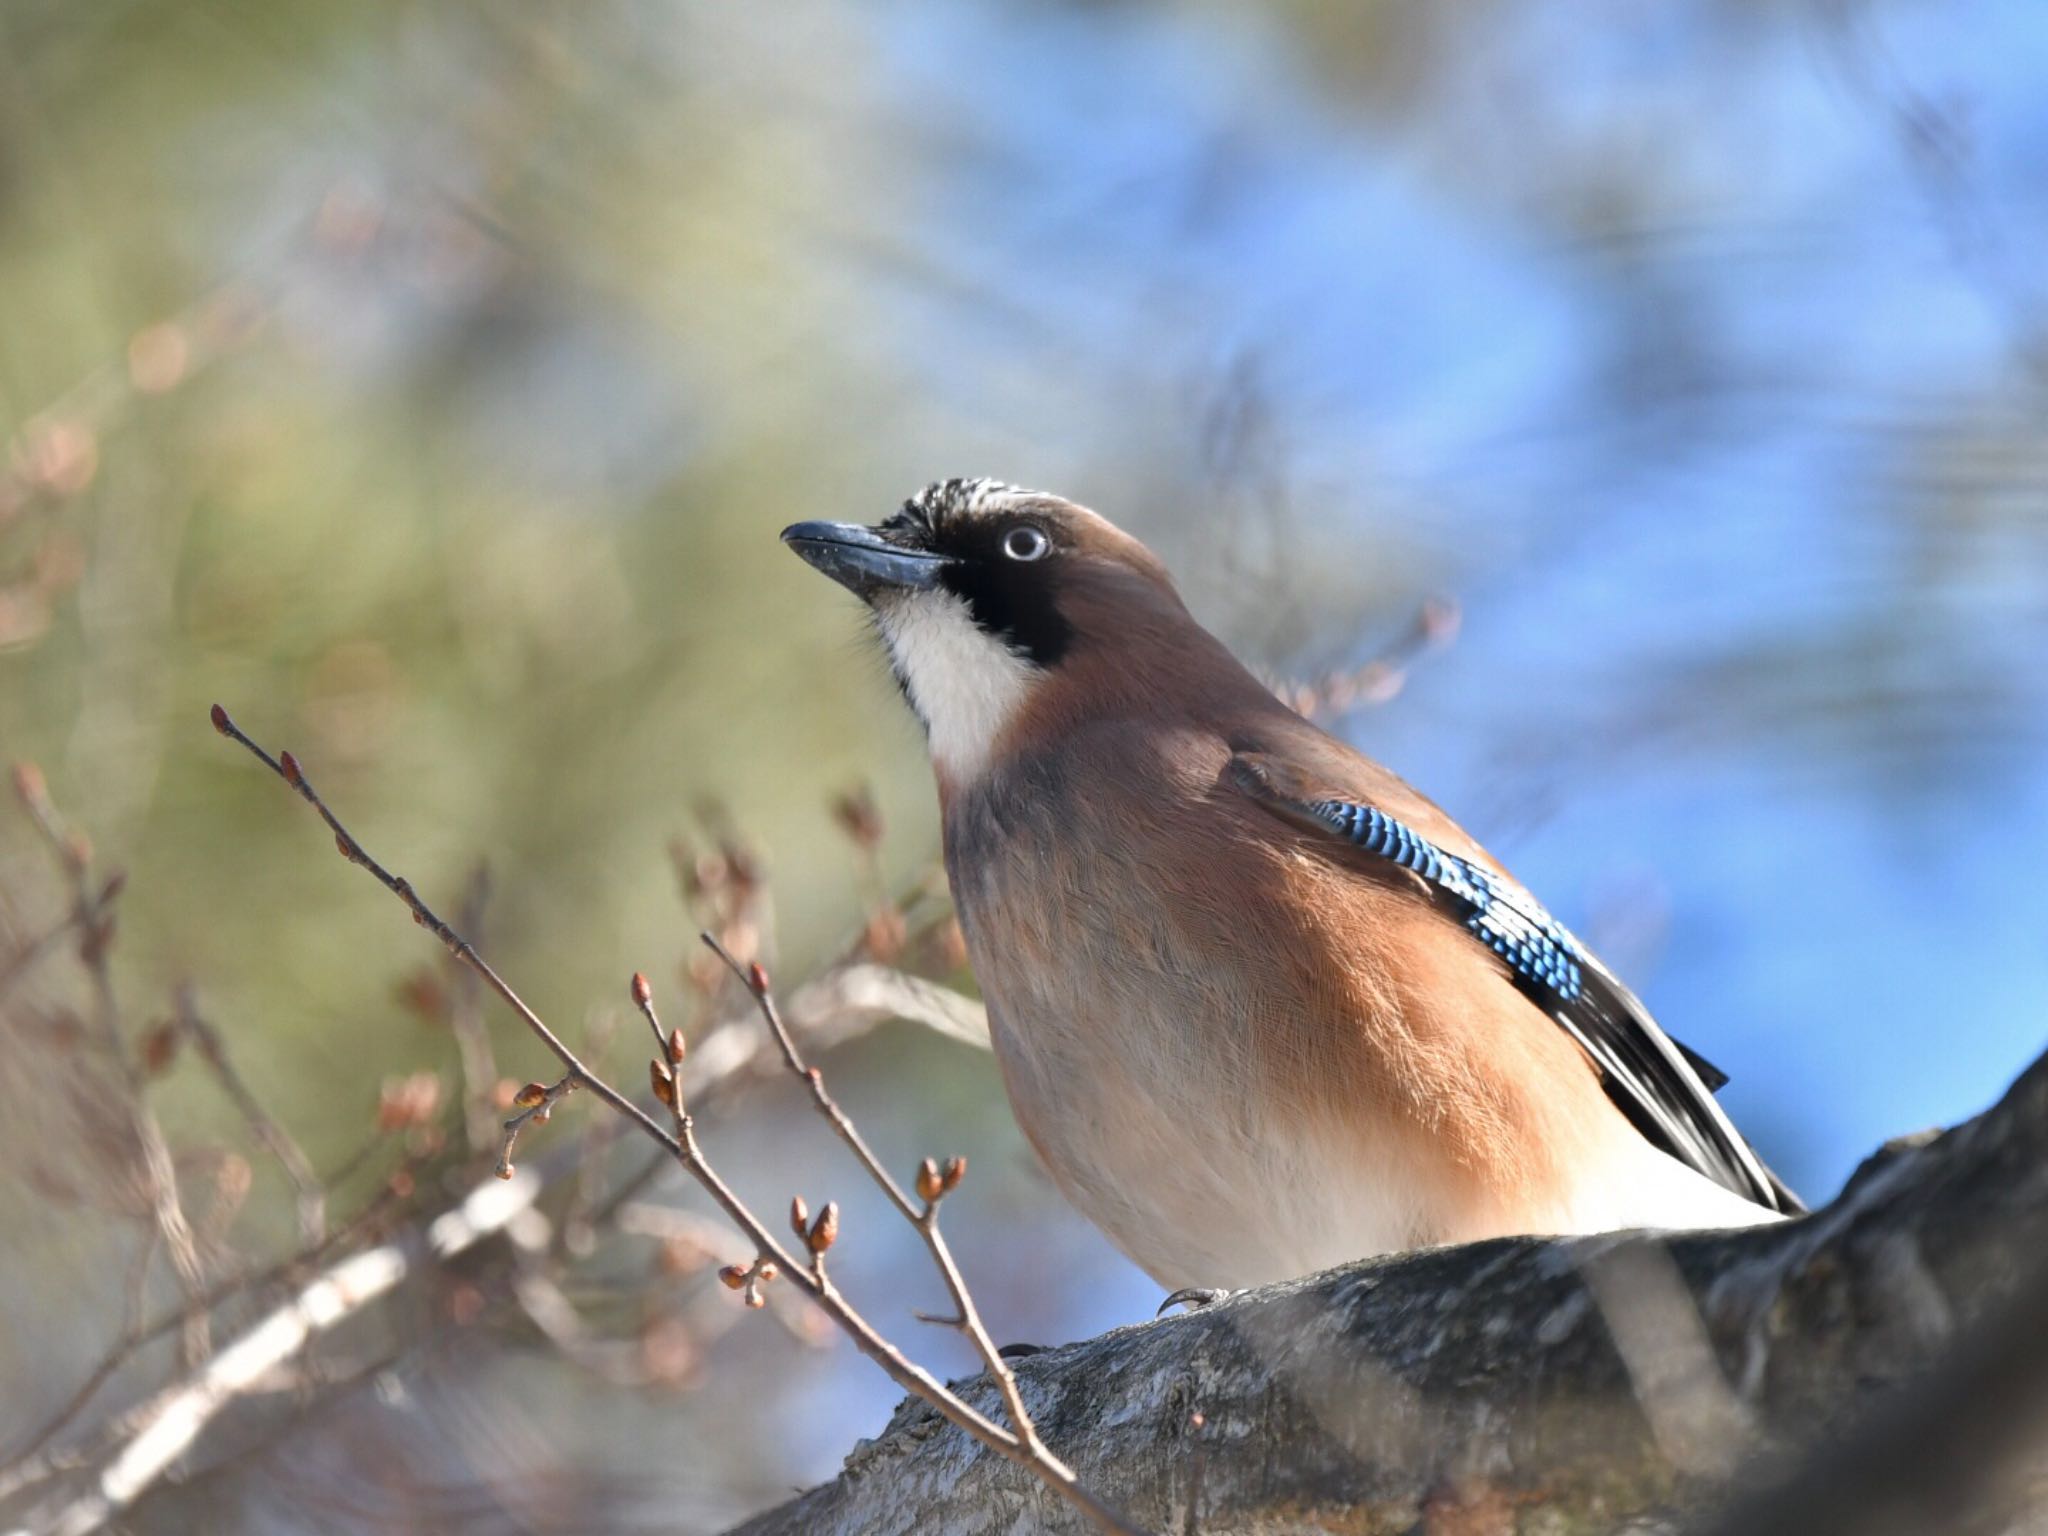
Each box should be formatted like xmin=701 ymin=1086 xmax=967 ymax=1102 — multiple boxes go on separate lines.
xmin=702 ymin=934 xmax=1059 ymax=1463
xmin=631 ymin=975 xmax=1147 ymax=1534
xmin=0 ymin=1128 xmax=442 ymax=1507
xmin=615 ymin=1202 xmax=827 ymax=1349
xmin=497 ymin=1073 xmax=580 ymax=1180
xmin=207 ymin=707 xmax=1146 ymax=1534
xmin=11 ymin=764 xmax=210 ymax=1364
xmin=0 ymin=911 xmax=81 ymax=1005
xmin=635 ymin=978 xmax=1108 ymax=1496
xmin=2 ymin=1232 xmax=161 ymax=1481
xmin=703 ymin=936 xmax=920 ymax=1223
xmin=5 ymin=955 xmax=956 ymax=1527
xmin=9 ymin=771 xmax=984 ymax=1517
xmin=173 ymin=987 xmax=325 ymax=1245
xmin=208 ymin=707 xmax=685 ymax=1163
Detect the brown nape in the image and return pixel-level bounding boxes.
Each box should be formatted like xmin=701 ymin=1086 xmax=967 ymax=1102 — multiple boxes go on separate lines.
xmin=998 ymin=503 xmax=1289 ymax=750
xmin=1032 ymin=498 xmax=1180 ymax=593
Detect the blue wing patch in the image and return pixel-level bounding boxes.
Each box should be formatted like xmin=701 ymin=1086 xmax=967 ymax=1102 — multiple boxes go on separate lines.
xmin=1283 ymin=787 xmax=1794 ymax=1203
xmin=1225 ymin=751 xmax=1798 ymax=1211
xmin=1307 ymin=799 xmax=1588 ymax=1004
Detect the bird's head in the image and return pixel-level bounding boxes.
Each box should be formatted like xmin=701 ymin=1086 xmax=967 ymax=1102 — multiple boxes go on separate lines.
xmin=783 ymin=479 xmax=1250 ymax=787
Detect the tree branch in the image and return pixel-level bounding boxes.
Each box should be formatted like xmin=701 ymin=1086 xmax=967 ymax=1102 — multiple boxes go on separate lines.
xmin=732 ymin=1049 xmax=2048 ymax=1535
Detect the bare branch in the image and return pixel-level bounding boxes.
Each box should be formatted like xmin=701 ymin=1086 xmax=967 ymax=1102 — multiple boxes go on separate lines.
xmin=172 ymin=987 xmax=325 ymax=1245
xmin=737 ymin=1050 xmax=2048 ymax=1535
xmin=207 ymin=707 xmax=1152 ymax=1535
xmin=10 ymin=1171 xmax=547 ymax=1536
xmin=703 ymin=935 xmax=1063 ymax=1468
xmin=702 ymin=937 xmax=921 ymax=1223
xmin=208 ymin=706 xmax=683 ymax=1166
xmin=625 ymin=972 xmax=1147 ymax=1532
xmin=4 ymin=943 xmax=980 ymax=1533
xmin=0 ymin=911 xmax=82 ymax=1007
xmin=11 ymin=763 xmax=210 ymax=1363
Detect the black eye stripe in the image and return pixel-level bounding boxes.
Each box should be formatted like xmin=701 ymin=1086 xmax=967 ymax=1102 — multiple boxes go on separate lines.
xmin=923 ymin=520 xmax=1069 ymax=667
xmin=880 ymin=498 xmax=1072 ymax=667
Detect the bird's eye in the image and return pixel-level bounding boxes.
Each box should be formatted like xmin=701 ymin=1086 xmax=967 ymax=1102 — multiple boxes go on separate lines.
xmin=1001 ymin=524 xmax=1050 ymax=562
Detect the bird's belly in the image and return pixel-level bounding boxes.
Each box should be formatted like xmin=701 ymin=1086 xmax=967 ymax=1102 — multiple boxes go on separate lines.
xmin=973 ymin=939 xmax=1780 ymax=1290
xmin=982 ymin=979 xmax=1473 ymax=1291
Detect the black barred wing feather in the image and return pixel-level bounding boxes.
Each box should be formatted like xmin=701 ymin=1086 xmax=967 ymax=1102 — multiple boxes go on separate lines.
xmin=1232 ymin=760 xmax=1802 ymax=1214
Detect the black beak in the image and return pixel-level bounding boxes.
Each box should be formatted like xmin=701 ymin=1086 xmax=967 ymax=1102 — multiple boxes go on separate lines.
xmin=780 ymin=521 xmax=946 ymax=599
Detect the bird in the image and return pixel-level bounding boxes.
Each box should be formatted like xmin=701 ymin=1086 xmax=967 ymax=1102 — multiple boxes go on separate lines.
xmin=781 ymin=478 xmax=1803 ymax=1294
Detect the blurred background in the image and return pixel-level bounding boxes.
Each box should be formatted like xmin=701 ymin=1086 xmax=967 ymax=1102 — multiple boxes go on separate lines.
xmin=3 ymin=0 xmax=2046 ymax=1530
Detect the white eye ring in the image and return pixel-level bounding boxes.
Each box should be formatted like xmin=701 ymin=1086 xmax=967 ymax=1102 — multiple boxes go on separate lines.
xmin=1002 ymin=524 xmax=1050 ymax=562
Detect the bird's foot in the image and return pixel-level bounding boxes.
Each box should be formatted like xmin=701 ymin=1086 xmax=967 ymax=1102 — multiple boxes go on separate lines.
xmin=1157 ymin=1287 xmax=1241 ymax=1316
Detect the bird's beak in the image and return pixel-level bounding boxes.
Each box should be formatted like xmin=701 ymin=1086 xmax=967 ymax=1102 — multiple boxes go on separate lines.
xmin=780 ymin=521 xmax=946 ymax=599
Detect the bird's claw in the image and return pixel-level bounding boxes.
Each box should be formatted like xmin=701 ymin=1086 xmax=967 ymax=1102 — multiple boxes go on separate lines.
xmin=1157 ymin=1286 xmax=1240 ymax=1316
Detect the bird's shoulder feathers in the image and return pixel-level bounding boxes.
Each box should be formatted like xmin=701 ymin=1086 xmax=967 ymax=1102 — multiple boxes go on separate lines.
xmin=1221 ymin=725 xmax=1801 ymax=1215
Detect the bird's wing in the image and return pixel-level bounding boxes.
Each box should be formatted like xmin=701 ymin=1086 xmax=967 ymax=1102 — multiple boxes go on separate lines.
xmin=1226 ymin=750 xmax=1804 ymax=1214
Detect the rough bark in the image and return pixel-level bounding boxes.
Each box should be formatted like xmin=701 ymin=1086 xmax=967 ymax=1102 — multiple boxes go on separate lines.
xmin=732 ymin=1049 xmax=2048 ymax=1535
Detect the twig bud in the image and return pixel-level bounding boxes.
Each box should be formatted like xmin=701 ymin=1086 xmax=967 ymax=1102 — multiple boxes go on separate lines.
xmin=862 ymin=905 xmax=907 ymax=963
xmin=721 ymin=839 xmax=762 ymax=894
xmin=649 ymin=1058 xmax=676 ymax=1107
xmin=376 ymin=1071 xmax=442 ymax=1131
xmin=495 ymin=1159 xmax=515 ymax=1180
xmin=79 ymin=913 xmax=113 ymax=965
xmin=754 ymin=1261 xmax=778 ymax=1284
xmin=717 ymin=1263 xmax=749 ymax=1291
xmin=513 ymin=1081 xmax=548 ymax=1109
xmin=140 ymin=1021 xmax=181 ymax=1076
xmin=830 ymin=786 xmax=885 ymax=849
xmin=11 ymin=760 xmax=45 ymax=806
xmin=666 ymin=1027 xmax=686 ymax=1066
xmin=209 ymin=703 xmax=231 ymax=736
xmin=806 ymin=1200 xmax=840 ymax=1256
xmin=747 ymin=960 xmax=769 ymax=996
xmin=915 ymin=1157 xmax=943 ymax=1204
xmin=396 ymin=968 xmax=449 ymax=1023
xmin=939 ymin=1156 xmax=966 ymax=1194
xmin=789 ymin=1195 xmax=810 ymax=1238
xmin=631 ymin=971 xmax=652 ymax=1009
xmin=279 ymin=749 xmax=302 ymax=787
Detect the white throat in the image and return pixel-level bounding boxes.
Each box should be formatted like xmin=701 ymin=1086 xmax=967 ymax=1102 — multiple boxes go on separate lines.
xmin=873 ymin=589 xmax=1036 ymax=783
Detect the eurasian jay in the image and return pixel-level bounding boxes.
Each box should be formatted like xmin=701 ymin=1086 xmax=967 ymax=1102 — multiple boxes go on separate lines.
xmin=783 ymin=479 xmax=1802 ymax=1293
